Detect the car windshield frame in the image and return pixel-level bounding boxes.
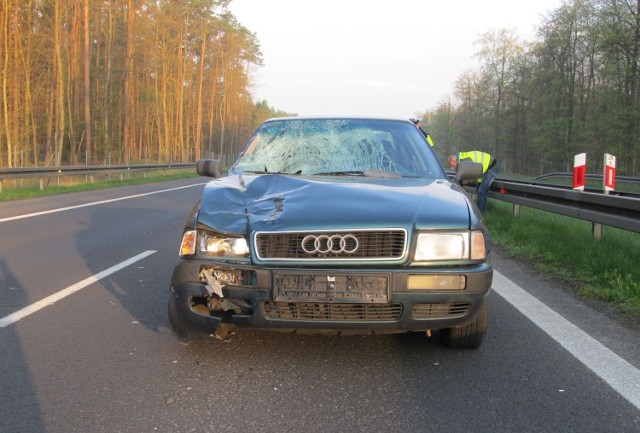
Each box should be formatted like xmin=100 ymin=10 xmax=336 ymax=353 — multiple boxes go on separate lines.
xmin=229 ymin=118 xmax=446 ymax=179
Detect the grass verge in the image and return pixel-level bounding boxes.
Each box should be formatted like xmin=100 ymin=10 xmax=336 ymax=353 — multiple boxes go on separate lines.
xmin=484 ymin=200 xmax=640 ymax=321
xmin=0 ymin=170 xmax=199 ymax=202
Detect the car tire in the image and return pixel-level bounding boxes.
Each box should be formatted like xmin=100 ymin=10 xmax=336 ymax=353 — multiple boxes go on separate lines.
xmin=439 ymin=299 xmax=488 ymax=349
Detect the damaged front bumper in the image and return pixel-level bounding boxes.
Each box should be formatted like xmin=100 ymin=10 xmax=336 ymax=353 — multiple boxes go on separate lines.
xmin=168 ymin=259 xmax=493 ymax=340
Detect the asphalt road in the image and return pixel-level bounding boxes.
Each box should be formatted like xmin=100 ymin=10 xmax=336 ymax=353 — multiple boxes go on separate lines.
xmin=1 ymin=178 xmax=639 ymax=433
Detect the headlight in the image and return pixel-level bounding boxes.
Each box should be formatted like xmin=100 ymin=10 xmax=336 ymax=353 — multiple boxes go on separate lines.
xmin=414 ymin=230 xmax=486 ymax=262
xmin=199 ymin=232 xmax=249 ymax=257
xmin=178 ymin=230 xmax=250 ymax=258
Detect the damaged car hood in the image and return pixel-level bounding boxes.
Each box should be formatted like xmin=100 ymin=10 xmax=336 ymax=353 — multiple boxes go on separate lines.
xmin=197 ymin=174 xmax=472 ymax=234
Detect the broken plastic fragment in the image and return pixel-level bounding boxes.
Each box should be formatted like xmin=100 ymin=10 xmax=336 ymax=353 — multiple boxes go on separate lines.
xmin=202 ymin=269 xmax=224 ymax=298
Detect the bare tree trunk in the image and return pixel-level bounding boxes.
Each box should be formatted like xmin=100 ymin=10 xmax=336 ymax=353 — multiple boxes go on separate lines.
xmin=1 ymin=0 xmax=12 ymax=167
xmin=207 ymin=52 xmax=220 ymax=159
xmin=45 ymin=68 xmax=55 ymax=165
xmin=102 ymin=1 xmax=114 ymax=163
xmin=68 ymin=1 xmax=81 ymax=165
xmin=176 ymin=30 xmax=185 ymax=162
xmin=11 ymin=4 xmax=19 ymax=167
xmin=54 ymin=0 xmax=66 ymax=166
xmin=195 ymin=30 xmax=207 ymax=161
xmin=83 ymin=0 xmax=92 ymax=164
xmin=122 ymin=0 xmax=136 ymax=164
xmin=23 ymin=0 xmax=38 ymax=166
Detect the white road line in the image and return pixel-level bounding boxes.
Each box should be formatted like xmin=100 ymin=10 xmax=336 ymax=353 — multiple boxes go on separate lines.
xmin=493 ymin=270 xmax=640 ymax=410
xmin=0 ymin=250 xmax=157 ymax=328
xmin=0 ymin=183 xmax=205 ymax=223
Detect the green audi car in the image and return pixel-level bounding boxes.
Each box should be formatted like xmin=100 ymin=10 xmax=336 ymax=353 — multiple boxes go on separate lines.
xmin=169 ymin=117 xmax=493 ymax=348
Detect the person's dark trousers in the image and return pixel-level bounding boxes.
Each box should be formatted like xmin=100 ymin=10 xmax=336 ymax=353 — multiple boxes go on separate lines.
xmin=476 ymin=163 xmax=500 ymax=212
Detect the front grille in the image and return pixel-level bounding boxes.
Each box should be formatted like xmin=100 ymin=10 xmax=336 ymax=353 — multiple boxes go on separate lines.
xmin=263 ymin=301 xmax=403 ymax=321
xmin=254 ymin=229 xmax=406 ymax=261
xmin=274 ymin=273 xmax=389 ymax=303
xmin=411 ymin=303 xmax=470 ymax=319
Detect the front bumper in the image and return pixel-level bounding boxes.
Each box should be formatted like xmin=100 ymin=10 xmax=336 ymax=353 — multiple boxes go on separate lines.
xmin=169 ymin=259 xmax=493 ymax=336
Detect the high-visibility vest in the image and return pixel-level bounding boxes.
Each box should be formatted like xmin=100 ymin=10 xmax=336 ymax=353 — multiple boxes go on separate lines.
xmin=426 ymin=134 xmax=434 ymax=147
xmin=458 ymin=151 xmax=493 ymax=182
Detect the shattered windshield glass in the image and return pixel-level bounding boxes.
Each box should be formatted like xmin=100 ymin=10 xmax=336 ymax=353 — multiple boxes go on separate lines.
xmin=230 ymin=118 xmax=445 ymax=178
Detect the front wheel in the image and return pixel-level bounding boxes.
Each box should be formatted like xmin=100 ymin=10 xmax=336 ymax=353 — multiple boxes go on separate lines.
xmin=440 ymin=299 xmax=488 ymax=349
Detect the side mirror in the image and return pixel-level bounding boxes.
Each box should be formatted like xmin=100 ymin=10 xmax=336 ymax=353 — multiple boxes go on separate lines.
xmin=196 ymin=159 xmax=222 ymax=178
xmin=453 ymin=160 xmax=483 ymax=184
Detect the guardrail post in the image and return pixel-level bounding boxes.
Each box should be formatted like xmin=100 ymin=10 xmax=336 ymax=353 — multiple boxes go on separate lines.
xmin=39 ymin=178 xmax=44 ymax=191
xmin=513 ymin=203 xmax=521 ymax=217
xmin=593 ymin=223 xmax=603 ymax=240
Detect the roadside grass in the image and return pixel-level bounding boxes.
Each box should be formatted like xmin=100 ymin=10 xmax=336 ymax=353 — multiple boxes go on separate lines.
xmin=0 ymin=170 xmax=199 ymax=202
xmin=484 ymin=200 xmax=640 ymax=321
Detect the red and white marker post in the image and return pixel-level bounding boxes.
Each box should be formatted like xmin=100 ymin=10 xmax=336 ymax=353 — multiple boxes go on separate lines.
xmin=603 ymin=153 xmax=616 ymax=194
xmin=573 ymin=153 xmax=586 ymax=191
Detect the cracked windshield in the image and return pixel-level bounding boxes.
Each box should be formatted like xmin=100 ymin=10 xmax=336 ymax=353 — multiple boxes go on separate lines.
xmin=230 ymin=119 xmax=444 ymax=178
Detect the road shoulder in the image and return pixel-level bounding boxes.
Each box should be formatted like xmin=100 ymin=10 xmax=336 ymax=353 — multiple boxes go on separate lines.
xmin=491 ymin=246 xmax=640 ymax=369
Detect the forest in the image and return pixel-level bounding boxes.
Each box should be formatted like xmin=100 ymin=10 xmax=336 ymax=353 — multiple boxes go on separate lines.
xmin=0 ymin=0 xmax=289 ymax=170
xmin=423 ymin=0 xmax=640 ymax=176
xmin=1 ymin=0 xmax=639 ymax=177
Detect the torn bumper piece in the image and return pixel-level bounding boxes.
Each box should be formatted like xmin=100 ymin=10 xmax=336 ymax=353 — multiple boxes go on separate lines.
xmin=168 ymin=283 xmax=223 ymax=340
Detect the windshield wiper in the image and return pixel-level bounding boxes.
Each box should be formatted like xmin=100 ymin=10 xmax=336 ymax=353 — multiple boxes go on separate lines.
xmin=243 ymin=168 xmax=301 ymax=175
xmin=313 ymin=171 xmax=365 ymax=176
xmin=313 ymin=170 xmax=401 ymax=178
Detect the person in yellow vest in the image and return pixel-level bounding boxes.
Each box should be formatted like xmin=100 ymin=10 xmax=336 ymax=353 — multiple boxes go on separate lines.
xmin=448 ymin=151 xmax=499 ymax=212
xmin=410 ymin=118 xmax=435 ymax=147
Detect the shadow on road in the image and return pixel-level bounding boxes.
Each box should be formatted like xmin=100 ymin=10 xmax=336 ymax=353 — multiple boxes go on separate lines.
xmin=72 ymin=184 xmax=198 ymax=336
xmin=0 ymin=257 xmax=46 ymax=432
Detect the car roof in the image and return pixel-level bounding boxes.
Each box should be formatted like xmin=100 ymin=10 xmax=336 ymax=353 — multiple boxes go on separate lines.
xmin=262 ymin=116 xmax=413 ymax=123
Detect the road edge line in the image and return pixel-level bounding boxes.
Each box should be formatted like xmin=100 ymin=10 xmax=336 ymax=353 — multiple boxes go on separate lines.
xmin=493 ymin=270 xmax=640 ymax=410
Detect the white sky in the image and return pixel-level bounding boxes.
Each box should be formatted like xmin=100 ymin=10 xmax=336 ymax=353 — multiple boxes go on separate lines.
xmin=228 ymin=0 xmax=563 ymax=118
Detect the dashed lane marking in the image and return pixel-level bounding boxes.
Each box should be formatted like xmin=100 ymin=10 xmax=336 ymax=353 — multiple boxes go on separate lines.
xmin=0 ymin=250 xmax=157 ymax=328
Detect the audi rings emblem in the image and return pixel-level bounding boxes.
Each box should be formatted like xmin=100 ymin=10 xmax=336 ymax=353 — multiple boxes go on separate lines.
xmin=301 ymin=234 xmax=359 ymax=255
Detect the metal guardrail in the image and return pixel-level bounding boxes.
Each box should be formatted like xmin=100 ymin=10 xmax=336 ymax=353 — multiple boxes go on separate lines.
xmin=0 ymin=163 xmax=194 ymax=192
xmin=483 ymin=178 xmax=640 ymax=236
xmin=2 ymin=164 xmax=639 ymax=235
xmin=535 ymin=172 xmax=639 ymax=184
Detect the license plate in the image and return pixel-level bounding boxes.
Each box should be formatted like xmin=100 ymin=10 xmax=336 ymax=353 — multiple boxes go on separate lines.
xmin=274 ymin=273 xmax=389 ymax=303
